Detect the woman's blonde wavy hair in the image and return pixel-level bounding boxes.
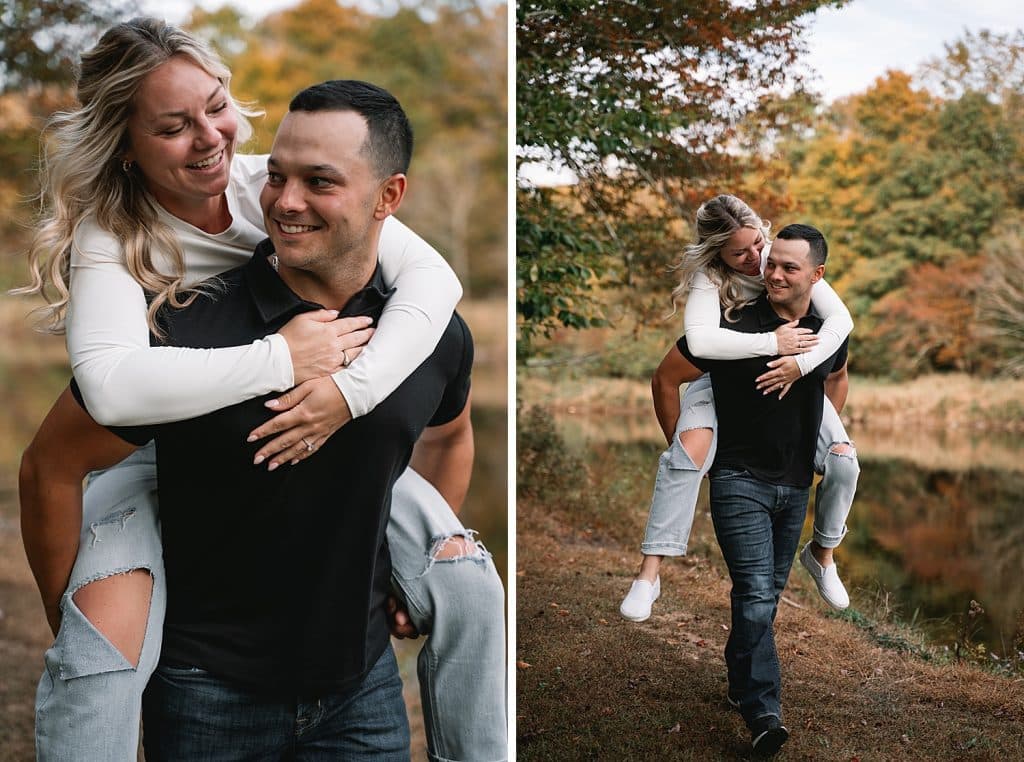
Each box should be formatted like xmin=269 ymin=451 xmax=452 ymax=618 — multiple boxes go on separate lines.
xmin=670 ymin=194 xmax=771 ymax=323
xmin=15 ymin=16 xmax=260 ymax=334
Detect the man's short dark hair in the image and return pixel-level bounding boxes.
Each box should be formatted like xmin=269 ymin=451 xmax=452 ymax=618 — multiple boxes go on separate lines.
xmin=775 ymin=223 xmax=828 ymax=266
xmin=289 ymin=80 xmax=413 ymax=177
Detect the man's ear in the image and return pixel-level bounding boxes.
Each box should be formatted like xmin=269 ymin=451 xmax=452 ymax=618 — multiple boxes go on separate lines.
xmin=811 ymin=264 xmax=825 ymax=285
xmin=374 ymin=174 xmax=407 ymax=219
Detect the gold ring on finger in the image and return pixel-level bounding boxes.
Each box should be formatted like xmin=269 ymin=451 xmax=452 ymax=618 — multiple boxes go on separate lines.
xmin=341 ymin=348 xmax=351 ymax=367
xmin=301 ymin=437 xmax=314 ymax=452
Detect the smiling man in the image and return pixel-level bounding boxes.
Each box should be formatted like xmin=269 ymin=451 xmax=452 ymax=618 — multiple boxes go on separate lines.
xmin=69 ymin=80 xmax=489 ymax=760
xmin=675 ymin=223 xmax=850 ymax=757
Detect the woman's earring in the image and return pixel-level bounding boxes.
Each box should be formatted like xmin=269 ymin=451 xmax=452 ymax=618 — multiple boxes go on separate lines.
xmin=122 ymin=159 xmax=133 ymax=173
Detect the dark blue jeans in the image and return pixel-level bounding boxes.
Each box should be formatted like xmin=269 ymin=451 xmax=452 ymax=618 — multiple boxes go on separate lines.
xmin=141 ymin=645 xmax=409 ymax=761
xmin=708 ymin=469 xmax=809 ymax=731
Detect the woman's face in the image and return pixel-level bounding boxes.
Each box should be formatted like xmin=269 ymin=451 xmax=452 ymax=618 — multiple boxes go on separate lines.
xmin=124 ymin=55 xmax=237 ymax=225
xmin=720 ymin=226 xmax=765 ymax=277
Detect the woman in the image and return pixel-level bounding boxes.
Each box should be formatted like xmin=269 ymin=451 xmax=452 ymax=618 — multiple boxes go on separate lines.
xmin=619 ymin=194 xmax=859 ymax=622
xmin=19 ymin=18 xmax=505 ymax=762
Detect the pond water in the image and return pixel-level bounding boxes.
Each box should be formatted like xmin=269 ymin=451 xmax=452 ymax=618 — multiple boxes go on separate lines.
xmin=552 ymin=410 xmax=1024 ymax=659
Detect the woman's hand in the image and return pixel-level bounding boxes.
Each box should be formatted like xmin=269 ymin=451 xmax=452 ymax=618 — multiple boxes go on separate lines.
xmin=247 ymin=377 xmax=352 ymax=470
xmin=278 ymin=311 xmax=374 ymax=384
xmin=755 ymin=356 xmax=802 ymax=399
xmin=774 ymin=319 xmax=819 ymax=355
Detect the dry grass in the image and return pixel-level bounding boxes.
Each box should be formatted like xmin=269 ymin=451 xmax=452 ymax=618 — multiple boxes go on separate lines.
xmin=845 ymin=374 xmax=1024 ymax=432
xmin=518 ymin=372 xmax=1024 ymax=473
xmin=516 ymin=421 xmax=1024 ymax=760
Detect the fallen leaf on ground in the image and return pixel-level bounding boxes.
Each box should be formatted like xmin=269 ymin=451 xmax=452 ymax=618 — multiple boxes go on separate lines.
xmin=517 ymin=661 xmax=532 ymax=669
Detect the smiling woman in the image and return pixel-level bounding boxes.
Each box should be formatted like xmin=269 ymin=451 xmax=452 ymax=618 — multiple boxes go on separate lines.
xmin=123 ymin=56 xmax=238 ymax=230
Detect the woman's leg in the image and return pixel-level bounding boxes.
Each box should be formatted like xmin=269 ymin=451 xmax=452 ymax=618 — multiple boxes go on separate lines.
xmin=387 ymin=468 xmax=506 ymax=762
xmin=35 ymin=444 xmax=165 ymax=762
xmin=621 ymin=375 xmax=718 ymax=621
xmin=799 ymin=398 xmax=859 ymax=609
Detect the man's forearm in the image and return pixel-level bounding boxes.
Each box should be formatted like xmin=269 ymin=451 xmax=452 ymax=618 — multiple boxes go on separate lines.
xmin=20 ymin=387 xmax=138 ymax=633
xmin=825 ymin=371 xmax=849 ymax=414
xmin=409 ymin=404 xmax=474 ymax=513
xmin=20 ymin=457 xmax=84 ymax=632
xmin=652 ymin=375 xmax=681 ymax=445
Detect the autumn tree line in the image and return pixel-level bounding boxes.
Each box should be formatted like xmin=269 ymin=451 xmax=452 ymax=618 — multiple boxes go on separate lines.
xmin=0 ymin=0 xmax=507 ymax=298
xmin=518 ymin=1 xmax=1024 ymax=379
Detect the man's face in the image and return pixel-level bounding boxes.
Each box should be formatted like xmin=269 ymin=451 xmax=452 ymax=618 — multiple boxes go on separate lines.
xmin=260 ymin=110 xmax=385 ymax=271
xmin=763 ymin=237 xmax=824 ymax=311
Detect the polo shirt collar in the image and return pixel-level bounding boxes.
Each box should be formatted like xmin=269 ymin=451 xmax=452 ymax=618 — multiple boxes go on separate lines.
xmin=754 ymin=292 xmax=820 ymax=329
xmin=247 ymin=238 xmax=395 ymax=326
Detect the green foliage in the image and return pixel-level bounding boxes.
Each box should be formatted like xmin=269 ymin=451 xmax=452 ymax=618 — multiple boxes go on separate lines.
xmin=779 ymin=53 xmax=1024 ymax=376
xmin=516 ymin=0 xmax=846 ymax=352
xmin=0 ymin=0 xmax=138 ymax=92
xmin=516 ymin=404 xmax=587 ymax=504
xmin=516 ymin=188 xmax=609 ymax=352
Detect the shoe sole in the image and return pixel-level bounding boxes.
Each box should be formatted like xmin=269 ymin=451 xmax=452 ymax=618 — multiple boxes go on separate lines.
xmin=619 ymin=609 xmax=651 ymax=622
xmin=751 ymin=727 xmax=789 ymax=756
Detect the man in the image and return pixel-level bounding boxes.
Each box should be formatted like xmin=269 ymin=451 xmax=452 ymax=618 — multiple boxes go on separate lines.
xmin=69 ymin=81 xmax=475 ymax=759
xmin=657 ymin=224 xmax=849 ymax=756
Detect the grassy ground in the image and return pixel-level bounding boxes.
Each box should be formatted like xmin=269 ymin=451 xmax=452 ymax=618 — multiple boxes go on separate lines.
xmin=515 ymin=409 xmax=1024 ymax=761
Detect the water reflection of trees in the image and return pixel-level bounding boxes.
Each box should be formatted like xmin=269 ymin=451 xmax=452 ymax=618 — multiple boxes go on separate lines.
xmin=550 ymin=412 xmax=1024 ymax=655
xmin=840 ymin=460 xmax=1024 ymax=653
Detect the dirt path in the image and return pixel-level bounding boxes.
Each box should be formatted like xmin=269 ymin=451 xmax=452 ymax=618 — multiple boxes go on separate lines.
xmin=516 ymin=495 xmax=1024 ymax=760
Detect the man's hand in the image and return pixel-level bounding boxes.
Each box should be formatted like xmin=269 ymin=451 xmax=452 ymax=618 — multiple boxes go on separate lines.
xmin=387 ymin=595 xmax=420 ymax=639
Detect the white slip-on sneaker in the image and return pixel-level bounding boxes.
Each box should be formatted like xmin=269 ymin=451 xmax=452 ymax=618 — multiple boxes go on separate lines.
xmin=619 ymin=576 xmax=660 ymax=622
xmin=799 ymin=541 xmax=850 ymax=610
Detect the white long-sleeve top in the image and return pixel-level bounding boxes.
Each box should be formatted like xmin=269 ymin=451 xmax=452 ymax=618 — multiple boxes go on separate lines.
xmin=67 ymin=154 xmax=462 ymax=426
xmin=682 ymin=245 xmax=853 ymax=376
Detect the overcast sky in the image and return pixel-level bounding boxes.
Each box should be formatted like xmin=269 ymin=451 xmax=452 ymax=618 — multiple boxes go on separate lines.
xmin=804 ymin=0 xmax=1022 ymax=102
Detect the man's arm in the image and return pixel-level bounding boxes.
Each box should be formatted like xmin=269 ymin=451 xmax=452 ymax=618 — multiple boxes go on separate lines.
xmin=652 ymin=345 xmax=705 ymax=445
xmin=408 ymin=398 xmax=474 ymax=513
xmin=824 ymin=360 xmax=849 ymax=414
xmin=20 ymin=387 xmax=139 ymax=634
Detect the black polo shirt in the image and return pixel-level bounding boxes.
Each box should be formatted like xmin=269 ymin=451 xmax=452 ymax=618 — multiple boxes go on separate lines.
xmin=71 ymin=239 xmax=472 ymax=693
xmin=678 ymin=293 xmax=847 ymax=488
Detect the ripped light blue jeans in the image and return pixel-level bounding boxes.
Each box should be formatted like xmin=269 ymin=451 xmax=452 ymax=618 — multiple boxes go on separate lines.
xmin=34 ymin=444 xmax=506 ymax=762
xmin=641 ymin=374 xmax=859 ymax=557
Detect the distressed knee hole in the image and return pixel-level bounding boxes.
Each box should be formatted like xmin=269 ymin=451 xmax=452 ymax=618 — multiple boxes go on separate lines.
xmin=828 ymin=442 xmax=856 ymax=458
xmin=678 ymin=426 xmax=713 ymax=468
xmin=72 ymin=568 xmax=153 ymax=669
xmin=432 ymin=535 xmax=479 ymax=560
xmin=419 ymin=530 xmax=492 ymax=577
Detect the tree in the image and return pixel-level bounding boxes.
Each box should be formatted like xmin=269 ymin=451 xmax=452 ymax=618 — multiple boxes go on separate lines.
xmin=0 ymin=0 xmax=138 ymax=92
xmin=516 ymin=0 xmax=847 ymax=349
xmin=977 ymin=219 xmax=1024 ymax=377
xmin=775 ymin=38 xmax=1024 ymax=376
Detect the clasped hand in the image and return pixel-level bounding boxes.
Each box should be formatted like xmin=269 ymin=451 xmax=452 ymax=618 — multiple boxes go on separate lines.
xmin=249 ymin=311 xmax=374 ymax=469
